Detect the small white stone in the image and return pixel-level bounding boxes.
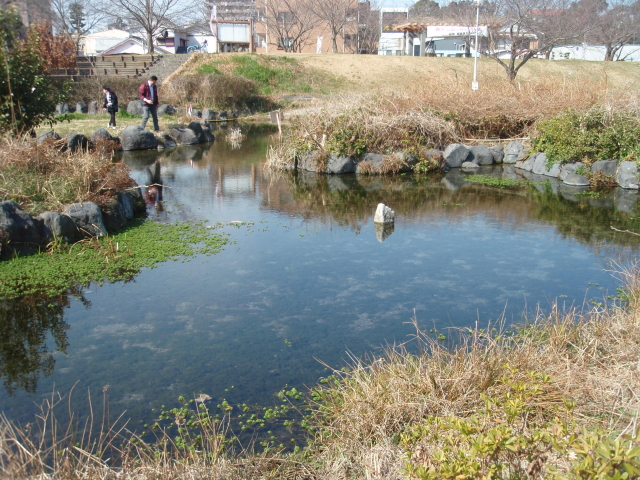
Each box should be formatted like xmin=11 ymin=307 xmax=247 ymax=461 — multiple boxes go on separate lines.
xmin=374 ymin=203 xmax=395 ymax=224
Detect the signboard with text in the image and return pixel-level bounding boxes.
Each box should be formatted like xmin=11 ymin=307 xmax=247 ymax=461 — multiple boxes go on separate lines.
xmin=426 ymin=25 xmax=488 ymax=37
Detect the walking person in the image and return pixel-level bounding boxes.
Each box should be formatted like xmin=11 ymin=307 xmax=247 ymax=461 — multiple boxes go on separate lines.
xmin=102 ymin=85 xmax=118 ymax=128
xmin=139 ymin=75 xmax=159 ymax=131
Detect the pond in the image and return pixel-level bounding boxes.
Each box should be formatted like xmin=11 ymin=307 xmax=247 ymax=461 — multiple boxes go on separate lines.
xmin=2 ymin=129 xmax=640 ymax=431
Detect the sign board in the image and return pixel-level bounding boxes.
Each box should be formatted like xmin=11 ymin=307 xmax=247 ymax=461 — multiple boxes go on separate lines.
xmin=269 ymin=111 xmax=284 ymax=123
xmin=426 ymin=25 xmax=488 ymax=37
xmin=218 ymin=23 xmax=250 ymax=43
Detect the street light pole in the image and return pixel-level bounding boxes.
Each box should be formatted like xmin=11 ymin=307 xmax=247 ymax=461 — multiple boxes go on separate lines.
xmin=472 ymin=0 xmax=480 ymax=90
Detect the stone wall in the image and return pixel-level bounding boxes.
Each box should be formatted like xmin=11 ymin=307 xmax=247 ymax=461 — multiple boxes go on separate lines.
xmin=293 ymin=141 xmax=640 ymax=190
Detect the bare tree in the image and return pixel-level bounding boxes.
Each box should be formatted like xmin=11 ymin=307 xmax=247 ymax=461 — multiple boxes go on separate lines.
xmin=97 ymin=0 xmax=195 ymax=53
xmin=310 ymin=0 xmax=354 ymax=53
xmin=259 ymin=0 xmax=317 ymax=52
xmin=584 ymin=0 xmax=640 ymax=60
xmin=50 ymin=0 xmax=103 ymax=44
xmin=486 ymin=0 xmax=585 ymax=80
xmin=354 ymin=0 xmax=379 ymax=53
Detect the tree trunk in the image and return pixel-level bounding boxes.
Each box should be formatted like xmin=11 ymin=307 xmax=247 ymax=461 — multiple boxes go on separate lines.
xmin=147 ymin=29 xmax=154 ymax=54
xmin=331 ymin=28 xmax=338 ymax=53
xmin=604 ymin=44 xmax=614 ymax=61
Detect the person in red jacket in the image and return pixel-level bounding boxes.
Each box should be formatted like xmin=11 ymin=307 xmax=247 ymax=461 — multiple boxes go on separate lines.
xmin=139 ymin=75 xmax=159 ymax=131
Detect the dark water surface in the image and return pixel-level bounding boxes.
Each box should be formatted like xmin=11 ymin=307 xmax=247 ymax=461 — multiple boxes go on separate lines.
xmin=2 ymin=130 xmax=640 ymax=429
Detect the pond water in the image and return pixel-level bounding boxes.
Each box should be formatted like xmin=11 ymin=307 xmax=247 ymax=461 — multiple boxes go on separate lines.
xmin=2 ymin=128 xmax=640 ymax=430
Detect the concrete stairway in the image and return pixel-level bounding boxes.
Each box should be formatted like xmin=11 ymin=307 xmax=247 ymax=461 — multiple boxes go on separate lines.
xmin=142 ymin=54 xmax=190 ymax=83
xmin=93 ymin=54 xmax=162 ymax=77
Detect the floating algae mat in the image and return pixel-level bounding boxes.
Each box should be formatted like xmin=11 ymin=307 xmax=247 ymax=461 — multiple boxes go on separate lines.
xmin=0 ymin=220 xmax=229 ymax=299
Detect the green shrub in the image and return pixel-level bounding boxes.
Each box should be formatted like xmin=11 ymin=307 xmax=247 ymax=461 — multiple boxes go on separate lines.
xmin=0 ymin=8 xmax=66 ymax=134
xmin=401 ymin=368 xmax=640 ymax=480
xmin=532 ymin=108 xmax=640 ymax=165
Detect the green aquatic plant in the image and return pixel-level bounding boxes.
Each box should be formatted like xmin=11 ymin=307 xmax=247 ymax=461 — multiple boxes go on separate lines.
xmin=0 ymin=219 xmax=229 ymax=299
xmin=464 ymin=175 xmax=529 ymax=188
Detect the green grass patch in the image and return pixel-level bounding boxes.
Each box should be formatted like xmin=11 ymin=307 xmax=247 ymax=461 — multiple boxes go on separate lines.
xmin=0 ymin=219 xmax=229 ymax=300
xmin=193 ymin=54 xmax=343 ymax=95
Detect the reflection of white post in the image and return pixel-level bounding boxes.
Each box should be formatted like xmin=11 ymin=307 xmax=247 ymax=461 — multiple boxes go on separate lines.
xmin=472 ymin=0 xmax=480 ymax=90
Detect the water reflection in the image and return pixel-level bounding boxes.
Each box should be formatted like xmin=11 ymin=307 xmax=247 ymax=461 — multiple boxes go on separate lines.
xmin=0 ymin=292 xmax=81 ymax=394
xmin=260 ymin=168 xmax=640 ymax=250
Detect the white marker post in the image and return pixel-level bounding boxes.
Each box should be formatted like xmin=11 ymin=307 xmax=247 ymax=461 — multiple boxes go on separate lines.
xmin=472 ymin=0 xmax=480 ymax=91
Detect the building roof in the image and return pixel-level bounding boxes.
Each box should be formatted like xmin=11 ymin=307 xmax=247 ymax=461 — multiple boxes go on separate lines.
xmin=86 ymin=29 xmax=131 ymax=39
xmin=100 ymin=37 xmax=171 ymax=55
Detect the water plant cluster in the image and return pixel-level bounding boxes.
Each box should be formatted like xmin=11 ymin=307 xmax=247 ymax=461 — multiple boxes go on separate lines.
xmin=0 ymin=220 xmax=229 ymax=299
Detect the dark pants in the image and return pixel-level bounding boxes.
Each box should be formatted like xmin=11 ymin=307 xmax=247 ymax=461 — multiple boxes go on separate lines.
xmin=141 ymin=105 xmax=159 ymax=131
xmin=108 ymin=111 xmax=116 ymax=127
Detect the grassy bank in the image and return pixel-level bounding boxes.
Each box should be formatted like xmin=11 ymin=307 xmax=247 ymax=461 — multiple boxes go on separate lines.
xmin=2 ymin=264 xmax=639 ymax=478
xmin=0 ymin=139 xmax=131 ymax=216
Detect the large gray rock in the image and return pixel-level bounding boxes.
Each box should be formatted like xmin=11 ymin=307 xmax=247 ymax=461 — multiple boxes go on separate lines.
xmin=191 ymin=109 xmax=202 ymax=118
xmin=37 ymin=131 xmax=61 ymax=145
xmin=121 ymin=126 xmax=158 ymax=151
xmin=592 ymin=160 xmax=618 ymax=176
xmin=516 ymin=153 xmax=538 ymax=172
xmin=160 ymin=133 xmax=177 ymax=148
xmin=218 ymin=111 xmax=228 ymax=120
xmin=201 ymin=123 xmax=215 ymax=142
xmin=468 ymin=145 xmax=494 ymax=165
xmin=503 ymin=141 xmax=525 ymax=164
xmin=443 ymin=144 xmax=470 ymax=168
xmin=118 ymin=192 xmax=134 ymax=220
xmin=55 ymin=103 xmax=72 ymax=115
xmin=299 ymin=151 xmax=326 ymax=173
xmin=393 ymin=152 xmax=419 ymax=172
xmin=617 ymin=161 xmax=639 ymax=189
xmin=356 ymin=153 xmax=384 ymax=174
xmin=157 ymin=104 xmax=176 ymax=116
xmin=90 ymin=128 xmax=113 ymax=143
xmin=461 ymin=161 xmax=480 ymax=170
xmin=37 ymin=211 xmax=78 ymax=242
xmin=559 ymin=162 xmax=584 ymax=182
xmin=187 ymin=121 xmax=206 ymax=143
xmin=65 ymin=133 xmax=89 ymax=152
xmin=201 ymin=109 xmax=216 ymax=121
xmin=127 ymin=185 xmax=146 ymax=215
xmin=489 ymin=145 xmax=504 ymax=164
xmin=374 ymin=203 xmax=394 ymax=224
xmin=87 ymin=101 xmax=99 ymax=114
xmin=76 ymin=101 xmax=88 ymax=114
xmin=64 ymin=202 xmax=107 ymax=237
xmin=127 ymin=100 xmax=144 ymax=116
xmin=563 ymin=173 xmax=590 ymax=186
xmin=326 ymin=154 xmax=356 ymax=174
xmin=169 ymin=126 xmax=199 ymax=145
xmin=0 ymin=200 xmax=42 ymax=246
xmin=101 ymin=196 xmax=127 ymax=232
xmin=531 ymin=152 xmax=561 ymax=177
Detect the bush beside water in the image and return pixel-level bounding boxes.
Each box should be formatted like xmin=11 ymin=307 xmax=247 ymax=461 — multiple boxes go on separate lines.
xmin=532 ymin=108 xmax=640 ymax=165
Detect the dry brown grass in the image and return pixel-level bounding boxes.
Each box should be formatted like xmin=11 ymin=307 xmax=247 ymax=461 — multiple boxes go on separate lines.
xmin=304 ymin=266 xmax=640 ymax=479
xmin=0 ymin=139 xmax=133 ymax=215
